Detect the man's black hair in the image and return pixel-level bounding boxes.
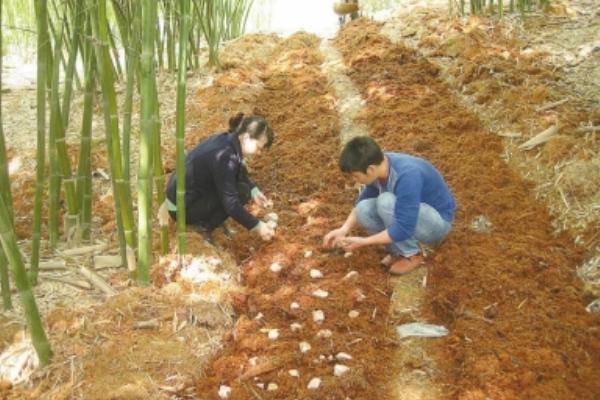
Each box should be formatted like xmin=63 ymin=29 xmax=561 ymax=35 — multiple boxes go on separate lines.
xmin=339 ymin=136 xmax=384 ymax=173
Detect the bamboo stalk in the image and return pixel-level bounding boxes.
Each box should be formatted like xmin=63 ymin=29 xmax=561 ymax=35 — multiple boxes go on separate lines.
xmin=30 ymin=0 xmax=52 ymax=285
xmin=89 ymin=0 xmax=137 ymax=272
xmin=175 ymin=0 xmax=190 ymax=256
xmin=0 ymin=0 xmax=13 ymax=310
xmin=49 ymin=19 xmax=80 ymax=244
xmin=61 ymin=0 xmax=84 ymax=127
xmin=137 ymin=0 xmax=158 ymax=285
xmin=0 ymin=194 xmax=53 ymax=365
xmin=76 ymin=20 xmax=95 ymax=241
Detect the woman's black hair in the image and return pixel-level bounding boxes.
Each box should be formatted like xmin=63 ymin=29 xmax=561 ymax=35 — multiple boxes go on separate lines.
xmin=228 ymin=113 xmax=274 ymax=148
xmin=339 ymin=136 xmax=384 ymax=173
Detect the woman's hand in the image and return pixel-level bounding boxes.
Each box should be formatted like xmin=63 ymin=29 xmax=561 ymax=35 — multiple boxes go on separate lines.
xmin=252 ymin=189 xmax=272 ymax=209
xmin=322 ymin=227 xmax=348 ymax=248
xmin=254 ymin=221 xmax=275 ymax=241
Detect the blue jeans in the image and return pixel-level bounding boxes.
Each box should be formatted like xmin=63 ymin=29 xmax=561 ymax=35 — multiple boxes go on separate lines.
xmin=354 ymin=192 xmax=452 ymax=257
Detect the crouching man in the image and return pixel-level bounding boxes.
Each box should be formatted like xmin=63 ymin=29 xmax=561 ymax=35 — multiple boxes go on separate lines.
xmin=323 ymin=136 xmax=456 ymax=275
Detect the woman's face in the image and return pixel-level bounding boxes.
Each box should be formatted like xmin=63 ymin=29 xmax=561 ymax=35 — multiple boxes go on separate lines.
xmin=240 ymin=133 xmax=268 ymax=157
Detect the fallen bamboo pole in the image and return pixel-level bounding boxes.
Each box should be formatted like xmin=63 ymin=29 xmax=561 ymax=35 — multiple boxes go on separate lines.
xmin=78 ymin=266 xmax=117 ymax=296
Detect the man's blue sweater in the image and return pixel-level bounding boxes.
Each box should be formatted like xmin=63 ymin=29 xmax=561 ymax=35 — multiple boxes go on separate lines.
xmin=356 ymin=152 xmax=456 ymax=242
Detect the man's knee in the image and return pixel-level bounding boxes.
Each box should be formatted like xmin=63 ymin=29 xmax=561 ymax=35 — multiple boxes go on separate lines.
xmin=376 ymin=192 xmax=395 ymax=215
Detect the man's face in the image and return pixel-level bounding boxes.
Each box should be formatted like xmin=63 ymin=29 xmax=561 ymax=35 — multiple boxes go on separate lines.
xmin=349 ymin=166 xmax=376 ymax=185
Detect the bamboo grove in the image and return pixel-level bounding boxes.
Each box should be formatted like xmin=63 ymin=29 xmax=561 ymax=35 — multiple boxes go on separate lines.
xmin=0 ymin=0 xmax=253 ymax=364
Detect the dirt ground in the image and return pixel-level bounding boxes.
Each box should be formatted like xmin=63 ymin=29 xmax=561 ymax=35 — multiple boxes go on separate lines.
xmin=1 ymin=2 xmax=600 ymax=400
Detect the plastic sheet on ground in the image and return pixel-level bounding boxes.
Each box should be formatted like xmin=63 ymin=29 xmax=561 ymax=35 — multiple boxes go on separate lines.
xmin=396 ymin=322 xmax=449 ymax=338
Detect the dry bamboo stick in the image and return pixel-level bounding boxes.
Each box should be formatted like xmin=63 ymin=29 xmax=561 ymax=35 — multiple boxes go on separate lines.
xmin=78 ymin=266 xmax=117 ymax=296
xmin=519 ymin=125 xmax=559 ymax=150
xmin=575 ymin=126 xmax=600 ymax=134
xmin=93 ymin=255 xmax=122 ymax=269
xmin=43 ymin=275 xmax=92 ymax=290
xmin=535 ymin=98 xmax=568 ymax=112
xmin=61 ymin=243 xmax=109 ymax=256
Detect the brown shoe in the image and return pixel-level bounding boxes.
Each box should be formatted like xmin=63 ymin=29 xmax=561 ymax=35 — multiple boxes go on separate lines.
xmin=389 ymin=254 xmax=423 ymax=275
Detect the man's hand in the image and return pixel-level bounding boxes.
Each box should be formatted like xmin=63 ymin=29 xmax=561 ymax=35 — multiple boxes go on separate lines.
xmin=322 ymin=227 xmax=348 ymax=248
xmin=338 ymin=236 xmax=368 ymax=252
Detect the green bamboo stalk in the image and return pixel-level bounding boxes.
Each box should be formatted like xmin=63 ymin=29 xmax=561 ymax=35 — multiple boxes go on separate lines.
xmin=76 ymin=21 xmax=95 ymax=241
xmin=48 ymin=20 xmax=80 ymax=244
xmin=0 ymin=194 xmax=53 ymax=365
xmin=0 ymin=251 xmax=10 ymax=310
xmin=137 ymin=0 xmax=158 ymax=285
xmin=61 ymin=0 xmax=84 ymax=127
xmin=164 ymin=0 xmax=175 ymax=71
xmin=0 ymin=0 xmax=13 ymax=310
xmin=175 ymin=0 xmax=190 ymax=256
xmin=48 ymin=0 xmax=81 ymax=89
xmin=89 ymin=0 xmax=136 ymax=271
xmin=152 ymin=89 xmax=168 ymax=255
xmin=30 ymin=0 xmax=51 ymax=285
xmin=47 ymin=23 xmax=61 ymax=250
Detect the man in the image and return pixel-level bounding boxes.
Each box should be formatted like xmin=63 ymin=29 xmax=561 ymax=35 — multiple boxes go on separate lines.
xmin=323 ymin=136 xmax=456 ymax=275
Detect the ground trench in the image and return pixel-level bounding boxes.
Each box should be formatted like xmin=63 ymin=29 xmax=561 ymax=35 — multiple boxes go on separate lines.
xmin=186 ymin=19 xmax=600 ymax=400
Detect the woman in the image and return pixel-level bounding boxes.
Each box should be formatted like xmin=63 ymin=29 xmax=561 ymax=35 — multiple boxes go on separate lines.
xmin=166 ymin=113 xmax=275 ymax=243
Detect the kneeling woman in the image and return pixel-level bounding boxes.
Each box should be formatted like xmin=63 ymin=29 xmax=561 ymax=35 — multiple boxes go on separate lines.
xmin=166 ymin=113 xmax=275 ymax=242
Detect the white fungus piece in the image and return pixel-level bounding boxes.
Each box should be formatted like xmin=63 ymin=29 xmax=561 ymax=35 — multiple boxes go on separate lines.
xmin=328 ymin=355 xmax=334 ymax=361
xmin=290 ymin=302 xmax=300 ymax=310
xmin=304 ymin=250 xmax=313 ymax=258
xmin=309 ymin=269 xmax=323 ymax=279
xmin=344 ymin=251 xmax=353 ymax=258
xmin=316 ymin=329 xmax=332 ymax=338
xmin=355 ymin=289 xmax=366 ymax=302
xmin=313 ymin=310 xmax=325 ymax=323
xmin=307 ymin=377 xmax=321 ymax=390
xmin=218 ymin=385 xmax=231 ymax=399
xmin=268 ymin=329 xmax=280 ymax=340
xmin=312 ymin=289 xmax=329 ymax=298
xmin=254 ymin=312 xmax=264 ymax=320
xmin=299 ymin=341 xmax=312 ymax=353
xmin=256 ymin=383 xmax=265 ymax=389
xmin=319 ymin=354 xmax=326 ymax=360
xmin=267 ymin=383 xmax=278 ymax=391
xmin=334 ymin=364 xmax=350 ymax=377
xmin=249 ymin=356 xmax=258 ymax=366
xmin=288 ymin=369 xmax=300 ymax=377
xmin=269 ymin=262 xmax=282 ymax=273
xmin=343 ymin=270 xmax=358 ymax=280
xmin=265 ymin=212 xmax=278 ymax=223
xmin=290 ymin=322 xmax=303 ymax=332
xmin=336 ymin=352 xmax=353 ymax=361
xmin=348 ymin=310 xmax=359 ymax=319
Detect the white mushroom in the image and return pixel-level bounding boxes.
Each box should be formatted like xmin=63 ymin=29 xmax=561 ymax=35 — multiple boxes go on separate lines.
xmin=312 ymin=289 xmax=329 ymax=298
xmin=288 ymin=369 xmax=300 ymax=377
xmin=268 ymin=329 xmax=279 ymax=340
xmin=304 ymin=250 xmax=313 ymax=258
xmin=218 ymin=385 xmax=231 ymax=399
xmin=307 ymin=377 xmax=321 ymax=390
xmin=309 ymin=269 xmax=323 ymax=279
xmin=290 ymin=322 xmax=303 ymax=332
xmin=316 ymin=329 xmax=332 ymax=338
xmin=348 ymin=310 xmax=359 ymax=318
xmin=312 ymin=310 xmax=325 ymax=323
xmin=343 ymin=270 xmax=358 ymax=280
xmin=299 ymin=341 xmax=312 ymax=353
xmin=267 ymin=383 xmax=278 ymax=391
xmin=336 ymin=352 xmax=353 ymax=361
xmin=269 ymin=262 xmax=282 ymax=273
xmin=334 ymin=364 xmax=350 ymax=377
xmin=290 ymin=302 xmax=300 ymax=310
